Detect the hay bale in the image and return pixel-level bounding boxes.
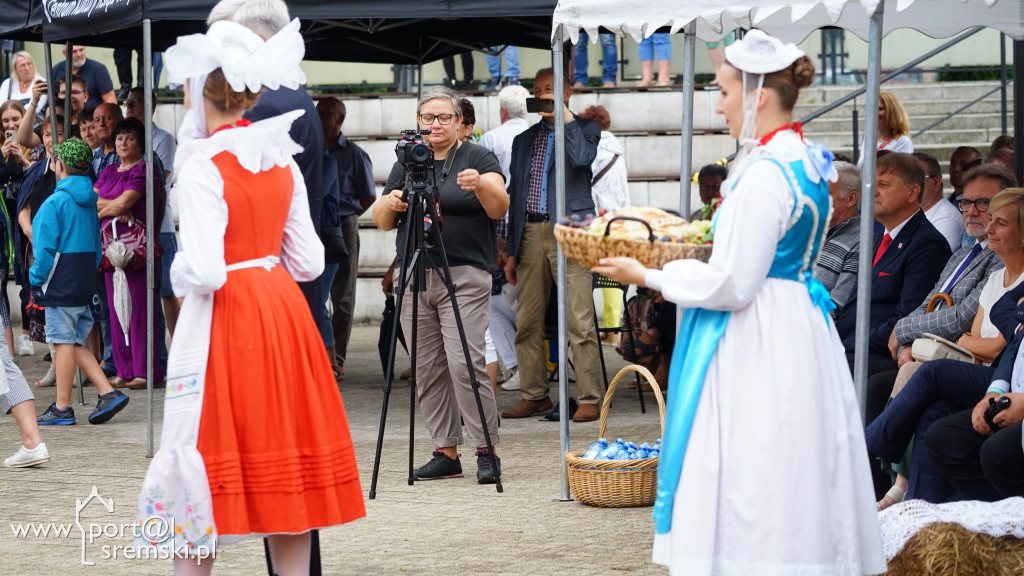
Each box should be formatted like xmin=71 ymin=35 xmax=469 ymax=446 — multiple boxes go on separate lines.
xmin=886 ymin=522 xmax=1024 ymax=576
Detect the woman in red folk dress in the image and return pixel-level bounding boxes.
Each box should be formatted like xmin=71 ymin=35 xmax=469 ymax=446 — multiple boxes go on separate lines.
xmin=134 ymin=19 xmax=364 ymax=575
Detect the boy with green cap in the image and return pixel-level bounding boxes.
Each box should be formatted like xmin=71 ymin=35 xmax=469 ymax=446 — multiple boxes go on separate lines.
xmin=31 ymin=137 xmax=128 ymax=425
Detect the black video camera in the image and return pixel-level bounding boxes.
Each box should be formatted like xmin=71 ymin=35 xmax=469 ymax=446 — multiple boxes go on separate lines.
xmin=984 ymin=395 xmax=1012 ymax=433
xmin=395 ymin=128 xmax=442 ymax=245
xmin=396 ymin=129 xmax=433 ymax=174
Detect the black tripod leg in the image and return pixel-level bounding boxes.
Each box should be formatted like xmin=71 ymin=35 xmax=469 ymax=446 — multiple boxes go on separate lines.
xmin=369 ymin=222 xmax=420 ymax=499
xmin=408 ymin=284 xmax=420 ymax=485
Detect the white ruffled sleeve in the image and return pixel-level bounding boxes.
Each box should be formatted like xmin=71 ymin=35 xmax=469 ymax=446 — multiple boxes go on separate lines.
xmin=645 ymin=159 xmax=792 ymax=310
xmin=279 ymin=160 xmax=324 ymax=282
xmin=170 ymin=158 xmax=228 ymax=296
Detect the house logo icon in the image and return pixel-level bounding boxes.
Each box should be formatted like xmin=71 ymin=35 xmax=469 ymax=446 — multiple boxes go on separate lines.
xmin=75 ymin=486 xmax=115 ymax=566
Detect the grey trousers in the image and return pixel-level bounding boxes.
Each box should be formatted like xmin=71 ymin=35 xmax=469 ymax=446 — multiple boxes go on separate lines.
xmin=330 ymin=213 xmax=360 ymax=365
xmin=398 ymin=265 xmax=500 ymax=449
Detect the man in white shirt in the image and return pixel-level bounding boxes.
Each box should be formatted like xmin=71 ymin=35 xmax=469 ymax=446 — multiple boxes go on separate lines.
xmin=914 ymin=152 xmax=964 ymax=252
xmin=478 ymin=84 xmax=530 ymax=390
xmin=479 ymin=84 xmax=530 ymax=184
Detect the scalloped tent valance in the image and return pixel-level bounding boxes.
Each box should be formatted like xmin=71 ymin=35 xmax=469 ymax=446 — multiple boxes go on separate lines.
xmin=553 ymin=0 xmax=1023 ymax=45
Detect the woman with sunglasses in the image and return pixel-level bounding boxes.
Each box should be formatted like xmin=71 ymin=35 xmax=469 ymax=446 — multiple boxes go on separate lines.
xmin=372 ymin=86 xmax=508 ymax=484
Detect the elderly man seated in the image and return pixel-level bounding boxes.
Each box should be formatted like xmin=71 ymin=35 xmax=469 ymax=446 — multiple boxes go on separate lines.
xmin=813 ymin=160 xmax=861 ymax=316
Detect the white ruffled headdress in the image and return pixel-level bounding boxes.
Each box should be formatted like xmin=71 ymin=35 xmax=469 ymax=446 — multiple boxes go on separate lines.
xmin=165 ymin=18 xmax=307 ymax=174
xmin=724 ymin=30 xmax=805 ymax=163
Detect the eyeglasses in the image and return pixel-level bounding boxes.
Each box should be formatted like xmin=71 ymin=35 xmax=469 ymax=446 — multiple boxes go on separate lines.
xmin=958 ymin=198 xmax=991 ymax=213
xmin=58 ymin=90 xmax=85 ymax=96
xmin=418 ymin=113 xmax=456 ymax=125
xmin=126 ymin=99 xmax=142 ymax=105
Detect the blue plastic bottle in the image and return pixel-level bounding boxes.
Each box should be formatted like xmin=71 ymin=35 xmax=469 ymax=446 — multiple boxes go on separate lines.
xmin=582 ymin=438 xmax=608 ymax=460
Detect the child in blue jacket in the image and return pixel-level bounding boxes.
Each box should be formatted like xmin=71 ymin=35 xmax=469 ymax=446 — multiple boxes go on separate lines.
xmin=30 ymin=138 xmax=128 ymax=425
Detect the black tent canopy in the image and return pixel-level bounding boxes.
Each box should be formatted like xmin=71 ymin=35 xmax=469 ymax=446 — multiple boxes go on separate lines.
xmin=31 ymin=0 xmax=556 ymax=63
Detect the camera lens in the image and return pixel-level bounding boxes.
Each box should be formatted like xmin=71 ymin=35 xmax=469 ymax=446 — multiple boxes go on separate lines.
xmin=411 ymin=143 xmax=432 ymax=163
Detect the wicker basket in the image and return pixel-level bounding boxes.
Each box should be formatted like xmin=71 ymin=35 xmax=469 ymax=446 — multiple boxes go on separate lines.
xmin=554 ymin=220 xmax=711 ymax=270
xmin=565 ymin=364 xmax=666 ymax=507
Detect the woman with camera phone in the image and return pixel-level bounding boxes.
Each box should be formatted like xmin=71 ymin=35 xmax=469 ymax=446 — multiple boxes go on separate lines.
xmin=372 ymin=86 xmax=508 ymax=484
xmin=593 ymin=31 xmax=885 ymax=574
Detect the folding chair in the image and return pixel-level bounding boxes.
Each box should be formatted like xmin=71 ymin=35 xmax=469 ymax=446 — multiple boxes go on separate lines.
xmin=592 ymin=273 xmax=647 ymax=413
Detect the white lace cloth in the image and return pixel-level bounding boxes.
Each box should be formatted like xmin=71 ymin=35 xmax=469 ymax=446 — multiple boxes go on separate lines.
xmin=878 ymin=497 xmax=1024 ymax=559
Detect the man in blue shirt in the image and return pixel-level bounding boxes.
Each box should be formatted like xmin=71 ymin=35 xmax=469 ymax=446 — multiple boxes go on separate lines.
xmin=51 ymin=46 xmax=116 ymax=109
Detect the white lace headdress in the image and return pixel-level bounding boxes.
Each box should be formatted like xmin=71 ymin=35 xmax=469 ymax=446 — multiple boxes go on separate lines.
xmin=164 ymin=18 xmax=307 ymax=174
xmin=724 ymin=30 xmax=805 ymax=159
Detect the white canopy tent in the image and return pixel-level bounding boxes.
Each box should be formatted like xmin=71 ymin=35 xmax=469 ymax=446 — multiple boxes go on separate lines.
xmin=546 ymin=0 xmax=1024 ymax=499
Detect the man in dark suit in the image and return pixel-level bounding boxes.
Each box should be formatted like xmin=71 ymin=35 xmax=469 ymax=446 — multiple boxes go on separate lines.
xmin=501 ymin=67 xmax=603 ymax=422
xmin=836 ymin=152 xmax=951 ymax=366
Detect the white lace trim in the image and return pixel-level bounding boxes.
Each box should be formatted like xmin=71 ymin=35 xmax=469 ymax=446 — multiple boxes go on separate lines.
xmin=174 ymin=110 xmax=304 ymax=176
xmin=878 ymin=497 xmax=1024 ymax=559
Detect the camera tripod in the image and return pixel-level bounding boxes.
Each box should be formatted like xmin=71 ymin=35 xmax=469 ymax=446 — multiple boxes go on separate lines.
xmin=368 ymin=162 xmax=503 ymax=498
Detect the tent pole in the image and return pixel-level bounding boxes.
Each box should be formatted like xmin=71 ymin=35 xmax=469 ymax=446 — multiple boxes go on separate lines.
xmin=42 ymin=45 xmax=59 ymax=153
xmin=417 ymin=62 xmax=423 ymax=96
xmin=143 ymin=18 xmax=156 ymax=458
xmin=679 ymin=22 xmax=696 ymax=217
xmin=553 ymin=26 xmax=572 ymax=502
xmin=1014 ymin=40 xmax=1024 ymax=184
xmin=854 ymin=3 xmax=884 ymax=421
xmin=63 ymin=43 xmax=71 ymax=139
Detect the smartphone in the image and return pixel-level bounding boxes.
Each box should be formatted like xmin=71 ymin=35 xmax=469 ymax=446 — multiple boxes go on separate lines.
xmin=3 ymin=130 xmax=14 ymax=143
xmin=526 ymin=98 xmax=554 ymax=114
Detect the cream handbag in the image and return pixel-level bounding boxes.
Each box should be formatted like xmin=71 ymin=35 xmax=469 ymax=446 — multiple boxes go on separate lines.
xmin=912 ymin=332 xmax=975 ymax=363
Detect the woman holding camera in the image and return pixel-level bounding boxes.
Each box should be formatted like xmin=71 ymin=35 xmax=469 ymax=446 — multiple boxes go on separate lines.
xmin=594 ymin=31 xmax=884 ymax=573
xmin=372 ymin=86 xmax=508 ymax=484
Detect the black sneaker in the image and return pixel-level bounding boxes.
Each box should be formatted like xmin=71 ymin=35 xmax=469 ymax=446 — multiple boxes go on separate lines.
xmin=88 ymin=390 xmax=129 ymax=424
xmin=476 ymin=448 xmax=502 ymax=484
xmin=38 ymin=403 xmax=76 ymax=425
xmin=413 ymin=450 xmax=463 ymax=480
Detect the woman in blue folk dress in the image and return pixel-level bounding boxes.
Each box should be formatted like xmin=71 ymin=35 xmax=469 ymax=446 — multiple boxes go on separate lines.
xmin=595 ymin=30 xmax=885 ymax=576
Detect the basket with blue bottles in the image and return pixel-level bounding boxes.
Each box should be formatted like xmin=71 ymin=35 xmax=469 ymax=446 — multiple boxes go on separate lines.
xmin=565 ymin=364 xmax=665 ymax=507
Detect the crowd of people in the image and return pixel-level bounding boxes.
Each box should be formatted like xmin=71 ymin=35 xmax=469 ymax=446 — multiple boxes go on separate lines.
xmin=4 ymin=6 xmax=1024 ymax=575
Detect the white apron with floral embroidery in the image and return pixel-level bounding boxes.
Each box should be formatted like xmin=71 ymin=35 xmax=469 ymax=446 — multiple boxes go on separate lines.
xmin=133 ymin=291 xmax=217 ymax=557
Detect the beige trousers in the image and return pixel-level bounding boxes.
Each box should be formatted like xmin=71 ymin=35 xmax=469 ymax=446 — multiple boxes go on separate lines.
xmin=513 ymin=222 xmax=603 ymax=405
xmin=398 ymin=265 xmax=500 ymax=449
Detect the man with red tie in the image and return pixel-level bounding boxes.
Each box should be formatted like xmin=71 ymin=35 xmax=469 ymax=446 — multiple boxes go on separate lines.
xmin=835 ymin=152 xmax=951 ymax=366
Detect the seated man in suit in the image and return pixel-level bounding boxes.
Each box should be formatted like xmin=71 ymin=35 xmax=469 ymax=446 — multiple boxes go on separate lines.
xmin=926 ymin=296 xmax=1024 ymax=502
xmin=865 ymin=164 xmax=1018 ymax=424
xmin=835 ymin=152 xmax=951 ymax=368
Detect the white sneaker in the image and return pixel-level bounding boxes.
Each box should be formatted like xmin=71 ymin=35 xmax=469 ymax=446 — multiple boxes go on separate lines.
xmin=500 ymin=372 xmax=520 ymax=391
xmin=34 ymin=364 xmax=57 ymax=388
xmin=4 ymin=443 xmax=50 ymax=468
xmin=17 ymin=334 xmax=34 ymax=356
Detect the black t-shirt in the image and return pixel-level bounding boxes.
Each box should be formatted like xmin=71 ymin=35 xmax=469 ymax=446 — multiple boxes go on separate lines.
xmin=384 ymin=141 xmax=504 ymax=272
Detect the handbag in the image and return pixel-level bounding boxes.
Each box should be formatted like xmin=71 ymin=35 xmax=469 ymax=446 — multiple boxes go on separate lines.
xmin=321 ymin=225 xmax=348 ymax=264
xmin=99 ymin=219 xmax=163 ymax=273
xmin=912 ymin=332 xmax=976 ymax=363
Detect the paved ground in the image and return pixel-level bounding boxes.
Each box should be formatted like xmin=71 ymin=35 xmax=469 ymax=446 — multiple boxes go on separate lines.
xmin=0 ymin=325 xmax=669 ymax=575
